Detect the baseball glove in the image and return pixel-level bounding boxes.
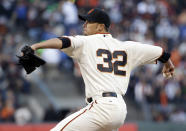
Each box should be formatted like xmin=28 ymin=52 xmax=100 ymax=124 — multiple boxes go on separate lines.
xmin=17 ymin=45 xmax=46 ymax=74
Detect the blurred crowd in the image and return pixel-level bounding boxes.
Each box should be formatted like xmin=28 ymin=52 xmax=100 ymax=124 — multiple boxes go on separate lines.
xmin=0 ymin=0 xmax=186 ymax=124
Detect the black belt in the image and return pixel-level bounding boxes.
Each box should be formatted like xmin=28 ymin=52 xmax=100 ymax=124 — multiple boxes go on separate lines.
xmin=87 ymin=92 xmax=117 ymax=103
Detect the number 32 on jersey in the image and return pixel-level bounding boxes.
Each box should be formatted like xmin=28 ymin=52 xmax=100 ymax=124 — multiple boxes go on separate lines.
xmin=96 ymin=49 xmax=127 ymax=76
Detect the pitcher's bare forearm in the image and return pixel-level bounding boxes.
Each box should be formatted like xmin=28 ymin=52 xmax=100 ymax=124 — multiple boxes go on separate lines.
xmin=165 ymin=59 xmax=174 ymax=69
xmin=31 ymin=38 xmax=62 ymax=50
xmin=162 ymin=59 xmax=175 ymax=78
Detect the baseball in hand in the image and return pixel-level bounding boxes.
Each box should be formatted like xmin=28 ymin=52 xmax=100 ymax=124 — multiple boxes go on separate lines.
xmin=163 ymin=72 xmax=172 ymax=79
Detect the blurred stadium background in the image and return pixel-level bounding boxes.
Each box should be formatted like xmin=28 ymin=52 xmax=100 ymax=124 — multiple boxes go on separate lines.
xmin=0 ymin=0 xmax=186 ymax=131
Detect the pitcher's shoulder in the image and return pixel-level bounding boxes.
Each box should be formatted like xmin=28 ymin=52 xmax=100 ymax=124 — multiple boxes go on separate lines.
xmin=122 ymin=41 xmax=140 ymax=44
xmin=71 ymin=35 xmax=98 ymax=39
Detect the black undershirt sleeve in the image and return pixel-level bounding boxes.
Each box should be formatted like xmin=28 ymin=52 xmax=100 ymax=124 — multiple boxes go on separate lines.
xmin=157 ymin=51 xmax=171 ymax=63
xmin=57 ymin=37 xmax=71 ymax=49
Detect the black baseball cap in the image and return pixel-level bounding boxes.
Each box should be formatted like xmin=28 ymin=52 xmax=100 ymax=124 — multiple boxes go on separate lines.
xmin=78 ymin=8 xmax=111 ymax=28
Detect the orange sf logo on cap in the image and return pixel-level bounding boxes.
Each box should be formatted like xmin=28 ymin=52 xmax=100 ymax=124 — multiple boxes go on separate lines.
xmin=88 ymin=9 xmax=94 ymax=14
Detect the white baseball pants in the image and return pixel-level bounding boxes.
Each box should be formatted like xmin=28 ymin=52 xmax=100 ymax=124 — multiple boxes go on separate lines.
xmin=50 ymin=94 xmax=127 ymax=131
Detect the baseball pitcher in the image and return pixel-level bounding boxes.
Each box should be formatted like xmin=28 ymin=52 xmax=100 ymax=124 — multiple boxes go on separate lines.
xmin=18 ymin=8 xmax=174 ymax=131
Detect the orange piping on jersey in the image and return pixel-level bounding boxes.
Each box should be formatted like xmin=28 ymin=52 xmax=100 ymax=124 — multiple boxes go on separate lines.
xmin=89 ymin=102 xmax=94 ymax=110
xmin=60 ymin=109 xmax=87 ymax=131
xmin=95 ymin=33 xmax=111 ymax=34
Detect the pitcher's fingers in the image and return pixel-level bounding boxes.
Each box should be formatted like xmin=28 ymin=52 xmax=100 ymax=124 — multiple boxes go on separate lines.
xmin=163 ymin=69 xmax=170 ymax=74
xmin=169 ymin=68 xmax=174 ymax=72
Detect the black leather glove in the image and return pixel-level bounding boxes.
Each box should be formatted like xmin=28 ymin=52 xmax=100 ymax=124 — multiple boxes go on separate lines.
xmin=17 ymin=45 xmax=46 ymax=74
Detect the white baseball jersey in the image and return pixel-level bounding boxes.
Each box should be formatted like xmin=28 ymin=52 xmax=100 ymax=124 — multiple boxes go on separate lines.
xmin=51 ymin=33 xmax=163 ymax=131
xmin=62 ymin=33 xmax=162 ymax=98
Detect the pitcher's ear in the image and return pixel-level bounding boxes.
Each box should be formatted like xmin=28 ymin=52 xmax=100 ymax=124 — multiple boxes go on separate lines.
xmin=97 ymin=24 xmax=105 ymax=31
